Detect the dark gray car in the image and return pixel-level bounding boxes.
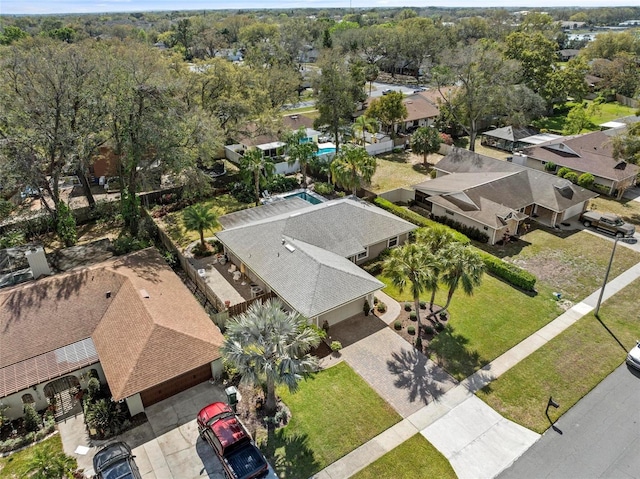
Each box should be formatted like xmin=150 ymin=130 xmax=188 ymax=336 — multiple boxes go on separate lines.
xmin=93 ymin=442 xmax=141 ymax=479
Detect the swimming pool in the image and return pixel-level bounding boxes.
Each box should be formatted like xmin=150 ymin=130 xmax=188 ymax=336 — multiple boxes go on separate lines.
xmin=284 ymin=191 xmax=324 ymax=205
xmin=316 ymin=147 xmax=336 ymax=156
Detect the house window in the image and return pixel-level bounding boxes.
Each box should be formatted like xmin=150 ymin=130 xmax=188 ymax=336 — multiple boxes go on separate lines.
xmin=387 ymin=236 xmax=399 ymax=248
xmin=356 ymin=248 xmax=369 ymax=261
xmin=445 ymin=210 xmax=454 ymax=216
xmin=21 ymin=393 xmax=35 ymax=404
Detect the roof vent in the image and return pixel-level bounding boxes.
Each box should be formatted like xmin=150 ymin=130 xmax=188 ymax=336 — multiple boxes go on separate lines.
xmin=284 ymin=243 xmax=296 ymax=253
xmin=106 ymin=291 xmax=111 ymax=299
xmin=140 ymin=289 xmax=150 ymax=299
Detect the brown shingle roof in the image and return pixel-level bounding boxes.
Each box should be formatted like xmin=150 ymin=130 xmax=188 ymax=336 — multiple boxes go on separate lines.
xmin=0 ymin=249 xmax=223 ymax=400
xmin=403 ymin=95 xmax=440 ymax=122
xmin=283 ymin=114 xmax=314 ymax=130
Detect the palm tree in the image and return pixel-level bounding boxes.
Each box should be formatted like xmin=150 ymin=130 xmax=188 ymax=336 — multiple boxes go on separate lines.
xmin=240 ymin=147 xmax=276 ymax=206
xmin=221 ymin=298 xmax=321 ymax=414
xmin=183 ymin=204 xmax=218 ymax=247
xmin=440 ymin=242 xmax=485 ymax=312
xmin=330 ymin=145 xmax=377 ymax=196
xmin=352 ymin=115 xmax=378 ymax=146
xmin=415 ymin=226 xmax=457 ymax=312
xmin=23 ymin=442 xmax=77 ymax=479
xmin=383 ymin=243 xmax=439 ymax=350
xmin=410 ymin=126 xmax=442 ymax=167
xmin=284 ymin=128 xmax=318 ymax=186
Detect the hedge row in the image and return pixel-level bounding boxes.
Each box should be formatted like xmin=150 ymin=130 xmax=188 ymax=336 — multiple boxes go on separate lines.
xmin=373 ymin=197 xmax=536 ymax=291
xmin=372 ymin=197 xmax=470 ymax=244
xmin=474 ymin=249 xmax=537 ymax=291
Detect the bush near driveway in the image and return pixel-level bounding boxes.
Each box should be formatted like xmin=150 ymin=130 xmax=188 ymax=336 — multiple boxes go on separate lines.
xmin=352 ymin=434 xmax=456 ymax=479
xmin=477 ymin=277 xmax=640 ymax=433
xmin=260 ymin=362 xmax=400 ymax=478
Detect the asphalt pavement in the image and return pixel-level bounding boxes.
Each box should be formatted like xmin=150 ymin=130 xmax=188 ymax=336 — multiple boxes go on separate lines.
xmin=498 ymin=364 xmax=640 ymax=479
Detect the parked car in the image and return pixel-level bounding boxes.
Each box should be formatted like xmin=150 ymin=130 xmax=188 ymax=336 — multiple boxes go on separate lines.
xmin=381 ymin=89 xmax=393 ymax=95
xmin=580 ymin=211 xmax=635 ymax=238
xmin=627 ymin=341 xmax=640 ymax=371
xmin=93 ymin=442 xmax=141 ymax=479
xmin=413 ymin=87 xmax=427 ymax=93
xmin=197 ymin=402 xmax=269 ymax=479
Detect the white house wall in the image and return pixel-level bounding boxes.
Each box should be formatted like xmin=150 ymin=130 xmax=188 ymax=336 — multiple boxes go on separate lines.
xmin=1 ymin=363 xmax=105 ymax=420
xmin=318 ymin=296 xmax=368 ymax=327
xmin=431 ymin=204 xmax=498 ymax=244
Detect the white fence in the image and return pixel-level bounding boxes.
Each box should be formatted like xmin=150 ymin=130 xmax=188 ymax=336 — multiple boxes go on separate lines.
xmin=225 ymin=144 xmax=243 ymax=163
xmin=366 ymin=140 xmax=395 ymax=156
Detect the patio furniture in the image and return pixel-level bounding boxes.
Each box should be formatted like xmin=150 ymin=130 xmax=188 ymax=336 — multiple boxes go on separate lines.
xmin=228 ymin=264 xmax=237 ymax=273
xmin=232 ymin=271 xmax=242 ymax=281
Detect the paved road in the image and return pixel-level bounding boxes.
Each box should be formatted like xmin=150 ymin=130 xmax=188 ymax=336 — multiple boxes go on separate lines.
xmin=498 ymin=364 xmax=640 ymax=479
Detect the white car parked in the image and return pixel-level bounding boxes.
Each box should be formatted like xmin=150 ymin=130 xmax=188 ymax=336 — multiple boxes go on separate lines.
xmin=626 ymin=341 xmax=640 ymax=371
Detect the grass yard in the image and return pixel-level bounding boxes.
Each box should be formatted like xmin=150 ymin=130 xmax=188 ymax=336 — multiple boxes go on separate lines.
xmin=156 ymin=193 xmax=252 ymax=248
xmin=0 ymin=434 xmax=70 ymax=478
xmin=378 ymin=274 xmax=562 ymax=380
xmin=477 ymin=277 xmax=640 ymax=433
xmin=260 ymin=362 xmax=401 ymax=478
xmin=480 ymin=228 xmax=640 ymax=302
xmin=369 ymin=151 xmax=435 ymax=193
xmin=351 ymin=434 xmax=456 ymax=479
xmin=588 ymin=196 xmax=640 ymax=227
xmin=532 ymin=101 xmax=637 ymax=133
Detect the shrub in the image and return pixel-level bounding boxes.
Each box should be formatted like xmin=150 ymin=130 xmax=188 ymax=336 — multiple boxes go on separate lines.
xmin=404 ymin=302 xmax=412 ymax=311
xmin=394 ymin=320 xmax=402 ymax=330
xmin=372 ymin=197 xmax=470 ymax=244
xmin=0 ymin=199 xmax=13 ymax=220
xmin=577 ymin=173 xmax=595 ymax=188
xmin=373 ymin=296 xmax=379 ymax=305
xmin=23 ymin=403 xmax=40 ymax=433
xmin=439 ymin=132 xmax=453 ymax=146
xmin=544 ymin=162 xmax=556 ymax=172
xmin=307 ymin=324 xmax=327 ymax=340
xmin=330 ymin=341 xmax=343 ymax=352
xmin=407 ymin=326 xmax=416 ymax=335
xmin=435 ymin=322 xmax=445 ymax=332
xmin=192 ymin=242 xmax=213 ymax=258
xmin=313 ymin=182 xmax=334 ymax=195
xmin=423 ymin=325 xmax=435 ymax=335
xmin=564 ymin=172 xmax=579 ymax=184
xmin=419 ymin=301 xmax=427 ymax=309
xmin=409 ymin=311 xmax=417 ymax=321
xmin=557 ymin=167 xmax=573 ymax=178
xmin=377 ymin=301 xmax=387 ymax=313
xmin=363 ymin=300 xmax=371 ymax=316
xmin=432 ymin=215 xmax=489 ymax=243
xmin=85 ymin=399 xmax=126 ymax=438
xmin=475 ymin=249 xmax=536 ymax=291
xmin=267 ymin=175 xmax=299 ymax=193
xmin=429 ymin=169 xmax=437 ymax=179
xmin=56 ymin=200 xmax=78 ymax=247
xmin=112 ymin=234 xmax=151 ymax=255
xmin=86 ymin=377 xmax=101 ymax=401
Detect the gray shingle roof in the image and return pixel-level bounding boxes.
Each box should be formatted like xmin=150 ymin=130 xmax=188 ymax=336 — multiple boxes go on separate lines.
xmin=216 ymin=198 xmax=414 ymax=318
xmin=218 ymin=198 xmax=309 ymax=230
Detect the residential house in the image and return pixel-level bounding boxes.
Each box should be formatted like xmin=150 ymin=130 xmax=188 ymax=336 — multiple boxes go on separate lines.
xmin=514 ymin=129 xmax=639 ymax=196
xmin=399 ymin=93 xmax=441 ymax=133
xmin=216 ymin=197 xmax=416 ymax=327
xmin=481 ymin=126 xmax=541 ymax=152
xmin=558 ymin=49 xmax=580 ymax=62
xmin=412 ymin=148 xmax=597 ymax=244
xmin=0 ymin=248 xmax=224 ymax=420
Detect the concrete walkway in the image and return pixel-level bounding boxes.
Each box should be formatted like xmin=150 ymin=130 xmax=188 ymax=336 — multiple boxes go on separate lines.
xmin=313 ymin=259 xmax=640 ymax=479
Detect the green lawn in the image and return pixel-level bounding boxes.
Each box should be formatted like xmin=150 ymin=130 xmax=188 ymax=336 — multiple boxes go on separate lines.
xmin=260 ymin=362 xmax=401 ymax=478
xmin=351 ymin=434 xmax=456 ymax=479
xmin=532 ymin=101 xmax=637 ymax=133
xmin=0 ymin=434 xmax=70 ymax=478
xmin=479 ymin=228 xmax=640 ymax=302
xmin=369 ymin=151 xmax=434 ymax=193
xmin=588 ymin=196 xmax=640 ymax=227
xmin=156 ymin=193 xmax=252 ymax=247
xmin=378 ymin=274 xmax=562 ymax=380
xmin=477 ymin=277 xmax=640 ymax=433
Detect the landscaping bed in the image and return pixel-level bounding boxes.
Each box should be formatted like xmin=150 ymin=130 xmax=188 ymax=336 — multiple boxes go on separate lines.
xmin=388 ymin=300 xmax=449 ymax=354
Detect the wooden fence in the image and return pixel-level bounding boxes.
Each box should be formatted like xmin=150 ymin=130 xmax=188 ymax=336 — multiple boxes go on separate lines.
xmin=616 ymin=94 xmax=639 ymax=109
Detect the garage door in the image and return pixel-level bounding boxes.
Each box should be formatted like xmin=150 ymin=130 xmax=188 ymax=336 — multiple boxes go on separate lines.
xmin=140 ymin=364 xmax=212 ymax=408
xmin=562 ymin=202 xmax=585 ymax=221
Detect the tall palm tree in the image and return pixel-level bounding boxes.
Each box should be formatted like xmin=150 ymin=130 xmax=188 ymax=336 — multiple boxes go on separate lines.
xmin=415 ymin=225 xmax=457 ymax=312
xmin=240 ymin=147 xmax=276 ymax=206
xmin=284 ymin=127 xmax=318 ymax=186
xmin=22 ymin=442 xmax=77 ymax=479
xmin=383 ymin=243 xmax=439 ymax=350
xmin=352 ymin=115 xmax=378 ymax=146
xmin=330 ymin=145 xmax=377 ymax=196
xmin=183 ymin=204 xmax=218 ymax=247
xmin=410 ymin=126 xmax=442 ymax=167
xmin=440 ymin=242 xmax=485 ymax=312
xmin=221 ymin=298 xmax=321 ymax=414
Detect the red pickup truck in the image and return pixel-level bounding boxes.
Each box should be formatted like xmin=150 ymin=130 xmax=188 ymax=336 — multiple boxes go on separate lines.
xmin=197 ymin=402 xmax=269 ymax=479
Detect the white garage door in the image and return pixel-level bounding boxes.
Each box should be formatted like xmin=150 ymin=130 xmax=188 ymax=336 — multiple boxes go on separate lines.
xmin=562 ymin=202 xmax=585 ymax=221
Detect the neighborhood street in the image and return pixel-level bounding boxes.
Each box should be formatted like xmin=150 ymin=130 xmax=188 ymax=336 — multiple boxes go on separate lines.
xmin=498 ymin=364 xmax=640 ymax=479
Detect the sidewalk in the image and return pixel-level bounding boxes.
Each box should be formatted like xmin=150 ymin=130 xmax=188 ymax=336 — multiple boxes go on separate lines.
xmin=312 ymin=259 xmax=640 ymax=479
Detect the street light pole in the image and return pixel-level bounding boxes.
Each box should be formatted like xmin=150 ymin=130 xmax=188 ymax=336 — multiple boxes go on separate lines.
xmin=594 ymin=236 xmax=636 ymax=318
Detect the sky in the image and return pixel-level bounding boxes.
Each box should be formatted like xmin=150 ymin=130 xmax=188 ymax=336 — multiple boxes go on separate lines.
xmin=2 ymin=0 xmax=640 ymax=15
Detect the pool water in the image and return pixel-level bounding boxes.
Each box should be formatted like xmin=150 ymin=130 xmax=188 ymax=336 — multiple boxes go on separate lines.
xmin=316 ymin=147 xmax=336 ymax=156
xmin=285 ymin=191 xmax=323 ymax=205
